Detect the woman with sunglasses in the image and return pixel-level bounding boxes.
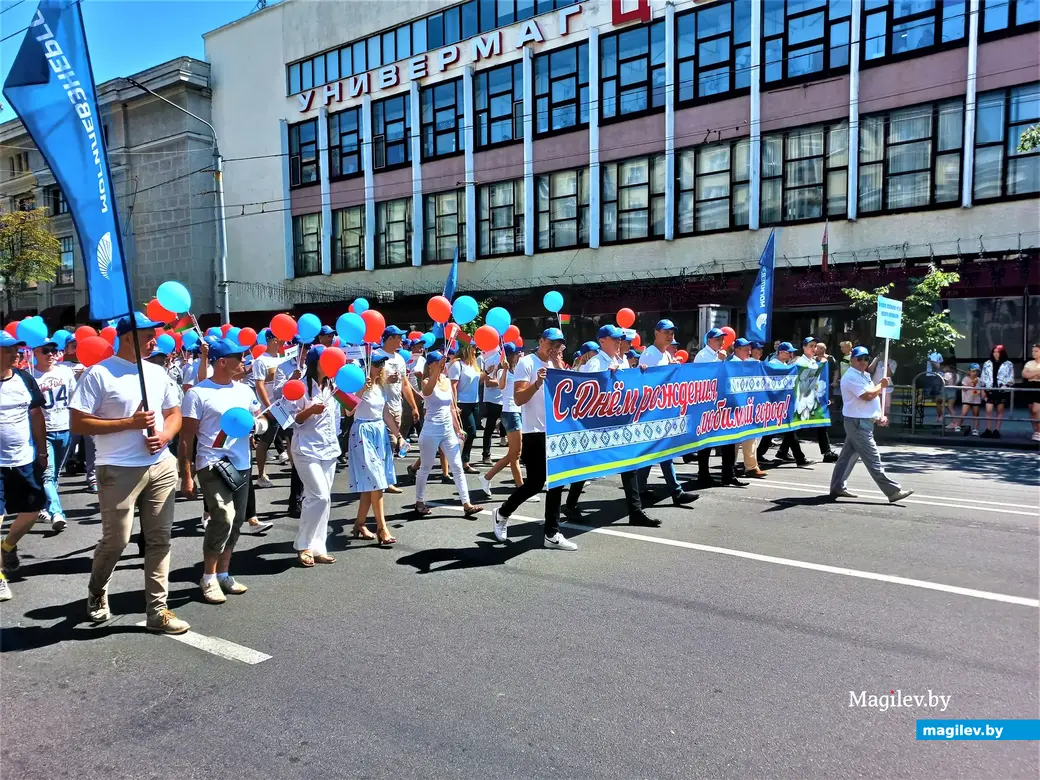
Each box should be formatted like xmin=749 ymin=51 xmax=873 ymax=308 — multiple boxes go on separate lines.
xmin=31 ymin=338 xmax=77 ymax=532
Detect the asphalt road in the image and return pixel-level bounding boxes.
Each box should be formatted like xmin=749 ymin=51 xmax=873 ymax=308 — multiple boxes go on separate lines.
xmin=2 ymin=442 xmax=1038 ymax=780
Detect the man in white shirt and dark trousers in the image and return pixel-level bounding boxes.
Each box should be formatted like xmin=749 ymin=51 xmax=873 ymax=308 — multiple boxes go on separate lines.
xmin=694 ymin=328 xmax=745 ymax=488
xmin=0 ymin=332 xmax=49 ymax=602
xmin=70 ymin=312 xmax=188 ymax=634
xmin=829 ymin=346 xmax=913 ymax=503
xmin=492 ymin=329 xmax=577 ymax=550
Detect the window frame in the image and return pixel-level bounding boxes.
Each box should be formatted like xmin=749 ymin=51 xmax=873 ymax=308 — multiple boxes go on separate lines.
xmin=475 ymin=61 xmax=524 ymax=150
xmin=676 ymin=138 xmax=752 ymax=236
xmin=292 ymin=213 xmax=322 ymax=277
xmin=980 ymin=0 xmax=1040 ymax=39
xmin=49 ymin=186 xmax=68 ymax=216
xmin=973 ymin=84 xmax=1040 ymax=203
xmin=860 ymin=0 xmax=968 ymax=68
xmin=599 ymin=20 xmax=667 ymax=124
xmin=534 ymin=41 xmax=590 ymax=137
xmin=760 ymin=121 xmax=850 ymax=226
xmin=288 ymin=119 xmax=320 ymax=188
xmin=328 ymin=106 xmax=364 ymax=180
xmin=424 ymin=189 xmax=467 ymax=264
xmin=376 ymin=198 xmax=413 ymax=268
xmin=55 ymin=236 xmax=74 ymax=287
xmin=372 ymin=93 xmax=412 ymax=172
xmin=478 ymin=179 xmax=525 ymax=257
xmin=536 ymin=168 xmax=590 ymax=252
xmin=676 ymin=0 xmax=753 ymax=107
xmin=762 ymin=0 xmax=852 ymax=89
xmin=600 ymin=155 xmax=667 ymax=246
xmin=420 ymin=77 xmax=466 ymax=161
xmin=331 ymin=206 xmax=366 ymax=273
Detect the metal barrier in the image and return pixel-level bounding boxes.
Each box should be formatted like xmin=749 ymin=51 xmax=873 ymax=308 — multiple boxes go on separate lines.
xmin=904 ymin=374 xmax=1038 ymax=438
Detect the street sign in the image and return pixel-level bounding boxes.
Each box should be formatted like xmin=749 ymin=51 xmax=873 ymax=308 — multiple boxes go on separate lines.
xmin=876 ymin=296 xmax=903 ymax=340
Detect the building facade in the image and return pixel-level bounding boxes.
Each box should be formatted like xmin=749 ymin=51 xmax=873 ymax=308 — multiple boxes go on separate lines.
xmin=0 ymin=57 xmax=218 ymax=328
xmin=204 ymin=0 xmax=1040 ymax=364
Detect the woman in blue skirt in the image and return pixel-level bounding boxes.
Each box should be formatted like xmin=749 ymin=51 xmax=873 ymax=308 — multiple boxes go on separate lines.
xmin=348 ymin=352 xmax=401 ymax=546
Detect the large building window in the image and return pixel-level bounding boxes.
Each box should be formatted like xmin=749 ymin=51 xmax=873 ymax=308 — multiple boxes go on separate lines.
xmin=763 ymin=0 xmax=851 ymax=85
xmin=289 ymin=119 xmax=319 ymax=187
xmin=762 ymin=122 xmax=849 ymax=224
xmin=48 ymin=187 xmax=68 ymax=216
xmin=677 ymin=139 xmax=750 ymax=234
xmin=677 ymin=1 xmax=751 ymax=103
xmin=602 ymin=156 xmax=665 ymax=243
xmin=376 ymin=198 xmax=412 ymax=267
xmin=55 ymin=236 xmax=74 ymax=287
xmin=332 ymin=206 xmax=365 ymax=272
xmin=534 ymin=42 xmax=589 ymax=134
xmin=372 ymin=94 xmax=411 ymax=170
xmin=859 ymin=100 xmax=963 ymax=214
xmin=862 ymin=0 xmax=967 ymax=63
xmin=478 ymin=180 xmax=525 ymax=257
xmin=421 ymin=78 xmax=465 ymax=159
xmin=293 ymin=214 xmax=322 ymax=276
xmin=600 ymin=21 xmax=666 ymax=121
xmin=475 ymin=62 xmax=523 ymax=148
xmin=981 ymin=0 xmax=1040 ymax=35
xmin=424 ymin=190 xmax=466 ymax=263
xmin=536 ymin=168 xmax=589 ymax=250
xmin=329 ymin=107 xmax=363 ymax=178
xmin=974 ymin=84 xmax=1040 ymax=200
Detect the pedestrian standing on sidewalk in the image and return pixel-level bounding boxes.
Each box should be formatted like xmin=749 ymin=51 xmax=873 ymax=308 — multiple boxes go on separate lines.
xmin=31 ymin=337 xmax=77 ymax=531
xmin=829 ymin=346 xmax=913 ymax=503
xmin=1020 ymin=344 xmax=1040 ymax=441
xmin=980 ymin=344 xmax=1015 ymax=439
xmin=70 ymin=312 xmax=188 ymax=634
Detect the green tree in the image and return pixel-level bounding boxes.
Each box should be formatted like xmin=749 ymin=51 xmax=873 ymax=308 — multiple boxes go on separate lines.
xmin=843 ymin=265 xmax=963 ymax=366
xmin=0 ymin=207 xmax=62 ymax=311
xmin=1019 ymin=123 xmax=1040 ymax=152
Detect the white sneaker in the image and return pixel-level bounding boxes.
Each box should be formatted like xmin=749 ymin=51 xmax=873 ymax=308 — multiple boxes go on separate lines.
xmin=492 ymin=508 xmax=508 ymax=542
xmin=255 ymin=475 xmax=274 ymax=489
xmin=0 ymin=578 xmax=10 ymax=602
xmin=51 ymin=513 xmax=67 ymax=532
xmin=543 ymin=532 xmax=577 ymax=551
xmin=971 ymin=428 xmax=980 ymax=437
xmin=38 ymin=509 xmax=52 ymax=525
xmin=1032 ymin=432 xmax=1040 ymax=442
xmin=889 ymin=489 xmax=914 ymax=503
xmin=201 ymin=511 xmax=210 ymax=530
xmin=247 ymin=519 xmax=274 ymax=534
xmin=526 ymin=495 xmax=541 ymax=503
xmin=479 ymin=475 xmax=492 ymax=496
xmin=946 ymin=422 xmax=959 ymax=430
xmin=277 ymin=452 xmax=290 ymax=464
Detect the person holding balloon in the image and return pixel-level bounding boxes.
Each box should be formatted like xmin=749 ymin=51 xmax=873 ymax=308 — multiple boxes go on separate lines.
xmin=448 ymin=343 xmax=482 ymax=475
xmin=31 ymin=334 xmax=79 ymax=532
xmin=479 ymin=344 xmax=530 ymax=498
xmin=380 ymin=325 xmax=420 ymax=465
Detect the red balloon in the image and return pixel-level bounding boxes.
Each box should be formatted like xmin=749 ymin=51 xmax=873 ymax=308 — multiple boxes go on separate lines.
xmin=631 ymin=334 xmax=642 ymax=349
xmin=427 ymin=295 xmax=452 ymax=323
xmin=4 ymin=321 xmax=19 ymax=337
xmin=675 ymin=349 xmax=689 ymax=364
xmin=270 ymin=313 xmax=297 ymax=341
xmin=100 ymin=326 xmax=117 ymax=345
xmin=172 ymin=331 xmax=183 ymax=352
xmin=78 ymin=336 xmax=113 ymax=366
xmin=407 ymin=330 xmax=422 ymax=341
xmin=145 ymin=298 xmax=175 ymax=324
xmin=282 ymin=379 xmax=306 ymax=402
xmin=74 ymin=325 xmax=97 ymax=342
xmin=360 ymin=310 xmax=385 ymax=344
xmin=250 ymin=344 xmax=266 ymax=359
xmin=616 ymin=308 xmax=636 ymax=329
xmin=348 ymin=303 xmax=355 ymax=314
xmin=237 ymin=327 xmax=257 ymax=347
xmin=720 ymin=326 xmax=736 ymax=350
xmin=474 ymin=324 xmax=500 ymax=352
xmin=319 ymin=346 xmax=347 ymax=377
xmin=515 ymin=336 xmax=524 ymax=347
xmin=503 ymin=325 xmax=521 ymax=344
xmin=220 ymin=323 xmax=233 ymax=337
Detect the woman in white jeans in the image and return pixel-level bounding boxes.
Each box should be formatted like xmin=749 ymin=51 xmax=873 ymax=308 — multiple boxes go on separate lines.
xmin=287 ymin=346 xmax=341 ymax=567
xmin=413 ymin=350 xmax=483 ymax=518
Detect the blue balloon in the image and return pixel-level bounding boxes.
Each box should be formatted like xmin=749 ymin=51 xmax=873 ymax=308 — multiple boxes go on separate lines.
xmin=256 ymin=328 xmax=268 ymax=346
xmin=353 ymin=297 xmax=370 ymax=314
xmin=155 ymin=334 xmax=176 ymax=355
xmin=452 ymin=295 xmax=479 ymax=325
xmin=485 ymin=306 xmax=511 ymax=336
xmin=205 ymin=326 xmax=222 ymax=340
xmin=297 ymin=313 xmax=321 ymax=343
xmin=17 ymin=317 xmax=48 ymax=349
xmin=220 ymin=407 xmax=254 ymax=439
xmin=52 ymin=329 xmax=72 ymax=349
xmin=226 ymin=327 xmax=241 ymax=344
xmin=421 ymin=332 xmax=435 ymax=348
xmin=156 ymin=281 xmax=192 ymax=314
xmin=182 ymin=330 xmax=200 ymax=349
xmin=336 ymin=312 xmax=366 ymax=345
xmin=543 ymin=290 xmax=564 ymax=313
xmin=398 ymin=348 xmax=411 ymax=361
xmin=335 ymin=363 xmax=366 ymax=394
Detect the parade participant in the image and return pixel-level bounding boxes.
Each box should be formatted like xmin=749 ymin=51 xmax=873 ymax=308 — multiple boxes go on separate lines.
xmin=414 ymin=350 xmax=483 ymax=517
xmin=729 ymin=338 xmax=766 ymax=478
xmin=480 ymin=344 xmax=532 ymax=498
xmin=250 ymin=329 xmax=288 ymax=487
xmin=0 ymin=332 xmax=48 ymax=603
xmin=750 ymin=341 xmax=765 ymax=362
xmin=31 ymin=337 xmax=77 ymax=531
xmin=625 ymin=349 xmax=640 ymax=368
xmin=448 ymin=343 xmax=482 ymax=474
xmin=757 ymin=343 xmax=814 ymax=469
xmin=480 ymin=344 xmax=504 ymax=464
xmin=274 ymin=339 xmax=307 ymax=516
xmin=402 ymin=339 xmax=426 ymax=442
xmin=61 ymin=338 xmax=96 ymax=490
xmin=380 ymin=326 xmax=420 ymax=468
xmin=667 ymin=339 xmax=679 ymax=357
xmin=316 ymin=325 xmax=336 ymax=347
xmin=286 ymin=345 xmax=342 ymax=564
xmin=70 ymin=312 xmax=188 ymax=634
xmin=829 ymin=346 xmax=913 ymax=503
xmin=179 ymin=339 xmax=260 ymax=602
xmin=795 ymin=337 xmax=838 ymax=463
xmin=347 ymin=352 xmax=401 ymax=546
xmin=694 ymin=328 xmax=744 ymax=487
xmin=492 ymin=328 xmax=577 ymax=550
xmin=980 ymin=344 xmax=1014 ymax=438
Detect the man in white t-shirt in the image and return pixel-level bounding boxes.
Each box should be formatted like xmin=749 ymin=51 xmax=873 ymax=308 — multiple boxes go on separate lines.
xmin=70 ymin=312 xmax=188 ymax=634
xmin=180 ymin=338 xmax=261 ymax=604
xmin=0 ymin=331 xmax=49 ymax=603
xmin=31 ymin=337 xmax=78 ymax=531
xmin=381 ymin=325 xmax=419 ymax=461
xmin=480 ymin=347 xmax=504 ymax=464
xmin=251 ymin=329 xmax=288 ymax=486
xmin=491 ymin=328 xmax=577 ymax=551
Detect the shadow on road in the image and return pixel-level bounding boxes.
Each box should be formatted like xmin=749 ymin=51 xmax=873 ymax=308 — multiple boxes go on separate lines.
xmin=880 ymin=447 xmax=1040 ymax=486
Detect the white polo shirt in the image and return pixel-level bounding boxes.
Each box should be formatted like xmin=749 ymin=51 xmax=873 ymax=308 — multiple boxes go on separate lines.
xmin=638 ymin=345 xmax=673 ymax=367
xmin=694 ymin=345 xmax=720 ymax=363
xmin=841 ymin=367 xmax=882 ymax=420
xmin=582 ymin=350 xmax=620 ymax=372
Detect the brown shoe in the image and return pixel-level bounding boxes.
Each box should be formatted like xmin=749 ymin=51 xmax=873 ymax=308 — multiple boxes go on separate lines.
xmin=747 ymin=469 xmax=768 ymax=478
xmin=146 ymin=609 xmax=190 ymax=634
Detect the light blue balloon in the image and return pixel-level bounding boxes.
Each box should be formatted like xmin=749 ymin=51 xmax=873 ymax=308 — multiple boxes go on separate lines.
xmin=335 ymin=363 xmax=366 ymax=394
xmin=52 ymin=329 xmax=72 ymax=349
xmin=543 ymin=290 xmax=564 ymax=313
xmin=452 ymin=295 xmax=479 ymax=325
xmin=17 ymin=317 xmax=48 ymax=349
xmin=398 ymin=348 xmax=411 ymax=361
xmin=353 ymin=297 xmax=370 ymax=314
xmin=182 ymin=330 xmax=200 ymax=349
xmin=336 ymin=312 xmax=366 ymax=345
xmin=256 ymin=328 xmax=268 ymax=346
xmin=421 ymin=332 xmax=435 ymax=348
xmin=226 ymin=327 xmax=241 ymax=344
xmin=156 ymin=281 xmax=192 ymax=314
xmin=220 ymin=407 xmax=254 ymax=439
xmin=485 ymin=306 xmax=511 ymax=336
xmin=155 ymin=334 xmax=176 ymax=354
xmin=297 ymin=313 xmax=321 ymax=343
xmin=206 ymin=326 xmax=222 ymax=340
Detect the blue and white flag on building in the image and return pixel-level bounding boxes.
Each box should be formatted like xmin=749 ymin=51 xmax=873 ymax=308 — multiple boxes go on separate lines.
xmin=3 ymin=0 xmax=131 ymax=321
xmin=433 ymin=246 xmax=459 ymax=341
xmin=745 ymin=229 xmax=775 ymax=344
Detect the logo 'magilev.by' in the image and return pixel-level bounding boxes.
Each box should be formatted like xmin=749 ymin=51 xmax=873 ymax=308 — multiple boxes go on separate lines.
xmin=850 ymin=690 xmax=951 ymax=712
xmin=96 ymin=232 xmax=112 ymax=279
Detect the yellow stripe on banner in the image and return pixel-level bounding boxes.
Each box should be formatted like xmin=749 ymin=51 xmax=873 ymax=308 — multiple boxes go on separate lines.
xmin=548 ymin=418 xmax=830 ymax=484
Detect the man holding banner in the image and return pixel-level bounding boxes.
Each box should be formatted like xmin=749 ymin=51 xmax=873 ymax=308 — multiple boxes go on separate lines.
xmin=694 ymin=329 xmax=743 ymax=488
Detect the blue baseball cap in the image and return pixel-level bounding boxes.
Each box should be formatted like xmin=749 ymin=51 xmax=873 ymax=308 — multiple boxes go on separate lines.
xmin=0 ymin=332 xmax=26 ymax=348
xmin=318 ymin=325 xmax=335 ymax=336
xmin=263 ymin=328 xmax=276 ymax=341
xmin=751 ymin=341 xmax=765 ymax=350
xmin=777 ymin=341 xmax=796 ymax=353
xmin=541 ymin=327 xmax=566 ymax=343
xmin=209 ymin=338 xmax=249 ymax=361
xmin=580 ymin=341 xmax=600 ymax=355
xmin=969 ymin=362 xmax=981 ymax=370
xmin=851 ymin=346 xmax=870 ymax=359
xmin=706 ymin=327 xmax=725 ymax=340
xmin=625 ymin=349 xmax=638 ymax=359
xmin=597 ymin=324 xmax=622 ymax=340
xmin=733 ymin=338 xmax=752 ymax=348
xmin=802 ymin=336 xmax=817 ymax=346
xmin=306 ymin=344 xmax=326 ymax=363
xmin=382 ymin=325 xmax=407 ymax=339
xmin=115 ymin=312 xmax=164 ymax=337
xmin=371 ymin=350 xmax=391 ymax=365
xmin=503 ymin=343 xmax=520 ymax=356
xmin=671 ymin=339 xmax=679 ymax=346
xmin=427 ymin=350 xmax=445 ymax=363
xmin=621 ymin=329 xmax=636 ymax=342
xmin=655 ymin=319 xmax=676 ymax=331
xmin=447 ymin=344 xmax=459 ymax=355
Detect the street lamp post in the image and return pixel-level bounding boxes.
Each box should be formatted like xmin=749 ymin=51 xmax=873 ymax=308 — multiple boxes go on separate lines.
xmin=123 ymin=77 xmax=230 ymax=324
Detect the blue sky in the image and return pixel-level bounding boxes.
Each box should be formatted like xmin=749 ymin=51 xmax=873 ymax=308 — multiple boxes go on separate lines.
xmin=0 ymin=0 xmax=261 ymax=120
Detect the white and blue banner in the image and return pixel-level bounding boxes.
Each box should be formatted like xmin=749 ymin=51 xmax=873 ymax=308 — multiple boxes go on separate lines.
xmin=3 ymin=0 xmax=131 ymax=321
xmin=544 ymin=359 xmax=830 ymax=489
xmin=745 ymin=229 xmax=775 ymax=344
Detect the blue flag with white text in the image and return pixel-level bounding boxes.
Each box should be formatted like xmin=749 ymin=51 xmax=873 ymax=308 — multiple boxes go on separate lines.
xmin=745 ymin=229 xmax=775 ymax=344
xmin=3 ymin=0 xmax=131 ymax=321
xmin=433 ymin=246 xmax=459 ymax=340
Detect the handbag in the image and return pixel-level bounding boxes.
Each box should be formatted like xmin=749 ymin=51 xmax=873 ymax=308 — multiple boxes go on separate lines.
xmin=210 ymin=456 xmax=249 ymax=493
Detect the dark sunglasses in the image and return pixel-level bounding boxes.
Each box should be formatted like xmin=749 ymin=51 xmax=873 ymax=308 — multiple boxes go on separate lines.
xmin=38 ymin=346 xmax=58 ymax=356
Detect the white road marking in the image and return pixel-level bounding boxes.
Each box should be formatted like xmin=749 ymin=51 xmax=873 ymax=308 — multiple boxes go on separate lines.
xmin=431 ymin=504 xmax=1039 ymax=608
xmin=134 ymin=622 xmax=271 ymax=664
xmin=759 ymin=477 xmax=1039 ymax=510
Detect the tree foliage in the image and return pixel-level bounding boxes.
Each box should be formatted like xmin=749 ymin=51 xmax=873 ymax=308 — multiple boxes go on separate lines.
xmin=0 ymin=207 xmax=62 ymax=290
xmin=843 ymin=265 xmax=963 ymax=365
xmin=1019 ymin=123 xmax=1040 ymax=152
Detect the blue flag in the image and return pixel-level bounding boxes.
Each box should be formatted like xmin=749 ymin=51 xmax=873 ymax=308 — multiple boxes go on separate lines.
xmin=746 ymin=229 xmax=775 ymax=344
xmin=433 ymin=246 xmax=459 ymax=340
xmin=3 ymin=0 xmax=132 ymax=321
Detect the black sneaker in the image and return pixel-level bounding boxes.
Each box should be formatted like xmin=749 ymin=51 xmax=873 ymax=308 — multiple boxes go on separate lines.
xmin=992 ymin=430 xmax=1001 ymax=439
xmin=639 ymin=490 xmax=658 ymax=505
xmin=796 ymin=459 xmax=816 ymax=468
xmin=629 ymin=511 xmax=661 ymax=528
xmin=981 ymin=429 xmax=993 ymax=438
xmin=672 ymin=491 xmax=699 ymax=505
xmin=775 ymin=452 xmax=796 ymax=463
xmin=562 ymin=504 xmax=582 ymax=522
xmin=1 ymin=545 xmax=20 ymax=574
xmin=288 ymin=503 xmax=302 ymax=519
xmin=822 ymin=451 xmax=839 ymax=463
